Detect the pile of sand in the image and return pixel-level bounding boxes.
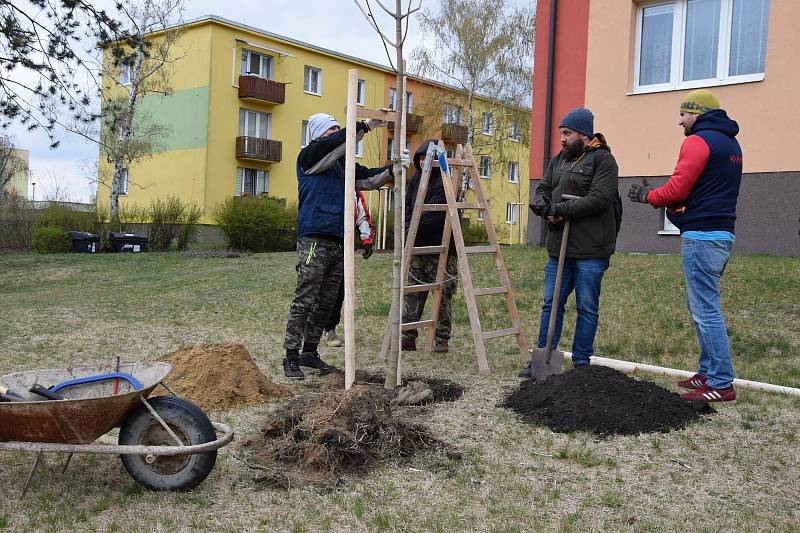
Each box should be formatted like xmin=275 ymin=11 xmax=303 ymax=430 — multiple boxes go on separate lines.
xmin=162 ymin=343 xmax=292 ymax=411
xmin=503 ymin=365 xmax=713 ymax=436
xmin=240 ymin=385 xmax=458 ymax=488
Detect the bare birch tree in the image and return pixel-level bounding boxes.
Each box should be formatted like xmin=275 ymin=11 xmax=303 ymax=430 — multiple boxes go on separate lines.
xmin=354 ymin=0 xmax=422 ymax=389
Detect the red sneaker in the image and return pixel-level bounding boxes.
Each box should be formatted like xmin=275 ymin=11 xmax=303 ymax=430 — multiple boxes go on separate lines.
xmin=677 ymin=373 xmax=707 ymax=389
xmin=680 ymin=384 xmax=736 ymax=402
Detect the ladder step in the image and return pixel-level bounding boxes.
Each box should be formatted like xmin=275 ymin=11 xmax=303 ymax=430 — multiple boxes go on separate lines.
xmin=448 ymin=157 xmax=474 ymax=167
xmin=402 ymin=320 xmax=434 ymax=331
xmin=456 ymin=202 xmax=481 ymax=209
xmin=422 ymin=202 xmax=481 ymax=211
xmin=474 ymin=286 xmax=508 ymax=296
xmin=412 ymin=246 xmax=444 ymax=255
xmin=421 ymin=204 xmax=447 ymax=212
xmin=403 ymin=283 xmax=440 ymax=294
xmin=481 ymin=327 xmax=519 ymax=340
xmin=464 ymin=245 xmax=497 ymax=254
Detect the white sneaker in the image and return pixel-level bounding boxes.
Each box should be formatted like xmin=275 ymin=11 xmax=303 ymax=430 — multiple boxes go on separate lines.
xmin=325 ymin=329 xmax=343 ymax=347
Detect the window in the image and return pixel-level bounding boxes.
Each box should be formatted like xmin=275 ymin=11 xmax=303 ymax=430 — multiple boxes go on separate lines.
xmin=301 ymin=120 xmax=310 ymax=147
xmin=479 ymin=156 xmax=492 ymax=179
xmin=119 ymin=63 xmax=132 ymax=85
xmin=481 ymin=112 xmax=493 ymax=135
xmin=478 ymin=200 xmax=488 ymax=221
xmin=304 ymin=66 xmax=322 ymax=95
xmin=240 ymin=50 xmax=273 ymax=79
xmin=635 ymin=0 xmax=770 ymax=92
xmin=506 ymin=203 xmax=519 ymax=224
xmin=239 ymin=109 xmax=271 ymax=139
xmin=357 ymin=79 xmax=366 ymax=106
xmin=355 ymin=138 xmax=364 ymax=158
xmin=443 ymin=103 xmax=463 ymax=125
xmin=508 ymin=161 xmax=519 ymax=184
xmin=119 ymin=169 xmax=129 ymax=195
xmin=236 ymin=168 xmax=268 ymax=196
xmin=388 ymin=89 xmax=413 ymax=112
xmin=509 ymin=121 xmax=521 ymax=141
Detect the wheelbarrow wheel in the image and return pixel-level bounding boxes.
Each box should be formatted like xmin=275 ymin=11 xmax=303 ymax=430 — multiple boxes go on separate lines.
xmin=118 ymin=396 xmax=217 ymax=491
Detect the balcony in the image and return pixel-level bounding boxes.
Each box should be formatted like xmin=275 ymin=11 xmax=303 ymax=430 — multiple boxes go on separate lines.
xmin=441 ymin=122 xmax=468 ymax=143
xmin=387 ymin=113 xmax=423 ymax=134
xmin=238 ymin=75 xmax=286 ymax=104
xmin=236 ymin=137 xmax=282 ymax=162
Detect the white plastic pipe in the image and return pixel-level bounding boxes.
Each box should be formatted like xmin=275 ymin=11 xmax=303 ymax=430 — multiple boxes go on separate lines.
xmin=559 ymin=352 xmax=800 ymax=397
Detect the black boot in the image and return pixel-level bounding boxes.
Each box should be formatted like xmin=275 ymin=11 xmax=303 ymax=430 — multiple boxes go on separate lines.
xmin=298 ymin=351 xmax=336 ymax=372
xmin=283 ymin=358 xmax=305 ymax=380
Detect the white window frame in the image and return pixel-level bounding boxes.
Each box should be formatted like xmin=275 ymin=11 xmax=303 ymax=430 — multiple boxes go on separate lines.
xmin=355 ymin=138 xmax=364 ymax=158
xmin=119 ymin=63 xmax=132 ymax=86
xmin=633 ymin=0 xmax=769 ymax=94
xmin=479 ymin=156 xmax=492 ymax=179
xmin=304 ymin=66 xmax=322 ymax=95
xmin=658 ymin=209 xmax=681 ymax=235
xmin=240 ymin=50 xmax=274 ymax=79
xmin=388 ymin=88 xmax=397 ymax=111
xmin=238 ymin=109 xmax=271 ymax=139
xmin=301 ymin=120 xmax=310 ymax=147
xmin=505 ymin=202 xmax=519 ymax=224
xmin=406 ymin=91 xmax=413 ymax=113
xmin=509 ymin=121 xmax=520 ymax=142
xmin=236 ymin=167 xmax=269 ymax=196
xmin=481 ymin=112 xmax=493 ymax=135
xmin=356 ymin=79 xmax=366 ymax=106
xmin=444 ymin=103 xmax=463 ymax=125
xmin=507 ymin=161 xmax=519 ymax=184
xmin=478 ymin=201 xmax=487 ymax=221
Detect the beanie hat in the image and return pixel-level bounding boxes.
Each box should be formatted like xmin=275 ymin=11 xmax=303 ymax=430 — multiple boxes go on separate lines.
xmin=680 ymin=89 xmax=719 ymax=115
xmin=559 ymin=108 xmax=594 ymax=138
xmin=308 ymin=113 xmax=340 ymax=141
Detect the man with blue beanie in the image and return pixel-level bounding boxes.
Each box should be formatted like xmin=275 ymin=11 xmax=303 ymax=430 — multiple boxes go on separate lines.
xmin=520 ymin=107 xmax=620 ymax=378
xmin=282 ymin=112 xmax=395 ymax=379
xmin=628 ymin=89 xmax=741 ymax=402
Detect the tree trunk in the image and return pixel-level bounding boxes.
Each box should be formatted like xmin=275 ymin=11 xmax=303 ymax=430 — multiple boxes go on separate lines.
xmin=385 ymin=0 xmax=405 ymax=389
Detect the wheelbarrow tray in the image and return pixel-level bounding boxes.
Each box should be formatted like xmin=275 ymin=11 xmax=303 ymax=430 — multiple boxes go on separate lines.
xmin=0 ymin=362 xmax=171 ymax=444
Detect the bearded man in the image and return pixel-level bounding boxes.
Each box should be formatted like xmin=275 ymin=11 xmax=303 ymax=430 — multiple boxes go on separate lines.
xmin=519 ymin=107 xmax=620 ymax=378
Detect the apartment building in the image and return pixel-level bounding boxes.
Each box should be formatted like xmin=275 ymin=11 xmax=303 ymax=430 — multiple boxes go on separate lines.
xmin=97 ymin=15 xmax=530 ymax=244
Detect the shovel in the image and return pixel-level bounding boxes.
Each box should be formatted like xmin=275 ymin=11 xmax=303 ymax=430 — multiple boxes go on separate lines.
xmin=529 ymin=194 xmax=580 ymax=380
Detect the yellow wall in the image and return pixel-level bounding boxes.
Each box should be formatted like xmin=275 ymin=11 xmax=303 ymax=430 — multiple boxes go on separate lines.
xmin=6 ymin=149 xmax=29 ymax=199
xmin=585 ymin=0 xmax=798 ymax=176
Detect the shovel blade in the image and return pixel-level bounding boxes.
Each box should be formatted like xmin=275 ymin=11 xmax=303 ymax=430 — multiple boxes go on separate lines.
xmin=530 ymin=348 xmax=565 ymax=380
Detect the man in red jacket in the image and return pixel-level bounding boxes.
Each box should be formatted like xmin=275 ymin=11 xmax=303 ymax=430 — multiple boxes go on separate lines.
xmin=628 ymin=89 xmax=742 ymax=402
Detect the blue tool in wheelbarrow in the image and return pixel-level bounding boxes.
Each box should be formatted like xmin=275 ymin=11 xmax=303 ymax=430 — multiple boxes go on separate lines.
xmin=0 ymin=362 xmax=234 ymax=494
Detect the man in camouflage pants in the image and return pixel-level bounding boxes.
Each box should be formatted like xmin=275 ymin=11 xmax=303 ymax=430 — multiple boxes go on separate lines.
xmin=401 ymin=139 xmax=459 ymax=353
xmin=282 ymin=112 xmax=394 ymax=380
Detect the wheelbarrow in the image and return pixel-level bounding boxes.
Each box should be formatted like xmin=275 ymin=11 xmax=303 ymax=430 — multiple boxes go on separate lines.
xmin=0 ymin=362 xmax=234 ymax=493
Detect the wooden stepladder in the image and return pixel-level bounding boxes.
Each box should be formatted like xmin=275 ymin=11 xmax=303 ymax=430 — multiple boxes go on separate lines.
xmin=380 ymin=140 xmax=528 ymax=374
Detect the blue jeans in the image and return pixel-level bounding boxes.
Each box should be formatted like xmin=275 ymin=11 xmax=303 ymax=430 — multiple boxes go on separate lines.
xmin=537 ymin=256 xmax=610 ymax=366
xmin=682 ymin=238 xmax=735 ymax=388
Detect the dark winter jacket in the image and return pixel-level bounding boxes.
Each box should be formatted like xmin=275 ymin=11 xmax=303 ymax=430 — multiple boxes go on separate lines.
xmin=532 ymin=134 xmax=619 ymax=259
xmin=404 ymin=139 xmax=454 ymax=251
xmin=296 ymin=122 xmax=393 ymax=240
xmin=646 ymin=109 xmax=742 ymax=234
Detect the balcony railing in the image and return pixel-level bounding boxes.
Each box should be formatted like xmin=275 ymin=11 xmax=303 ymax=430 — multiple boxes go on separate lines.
xmin=238 ymin=75 xmax=286 ymax=104
xmin=236 ymin=137 xmax=282 ymax=162
xmin=441 ymin=122 xmax=468 ymax=143
xmin=387 ymin=113 xmax=423 ymax=134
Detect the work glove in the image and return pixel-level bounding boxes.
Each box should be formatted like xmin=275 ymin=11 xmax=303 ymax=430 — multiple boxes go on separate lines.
xmin=400 ymin=149 xmax=410 ymax=169
xmin=628 ymin=178 xmax=654 ymax=204
xmin=362 ymin=244 xmax=374 ymax=260
xmin=364 ymin=118 xmax=386 ymax=131
xmin=530 ymin=201 xmax=550 ymax=217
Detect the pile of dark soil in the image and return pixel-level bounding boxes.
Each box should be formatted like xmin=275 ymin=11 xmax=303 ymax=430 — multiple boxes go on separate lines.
xmin=162 ymin=343 xmax=292 ymax=411
xmin=502 ymin=365 xmax=713 ymax=436
xmin=240 ymin=385 xmax=457 ymax=488
xmin=311 ymin=369 xmax=465 ymax=404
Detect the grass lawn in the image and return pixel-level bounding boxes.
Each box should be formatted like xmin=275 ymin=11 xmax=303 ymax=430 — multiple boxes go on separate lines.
xmin=0 ymin=247 xmax=799 ymax=532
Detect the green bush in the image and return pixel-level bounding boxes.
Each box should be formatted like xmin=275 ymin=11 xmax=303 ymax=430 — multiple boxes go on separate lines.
xmin=32 ymin=226 xmax=71 ymax=253
xmin=147 ymin=196 xmax=202 ymax=251
xmin=462 ymin=219 xmax=489 ymax=246
xmin=214 ymin=196 xmax=297 ymax=252
xmin=0 ymin=195 xmax=35 ymax=250
xmin=36 ymin=205 xmax=101 ymax=234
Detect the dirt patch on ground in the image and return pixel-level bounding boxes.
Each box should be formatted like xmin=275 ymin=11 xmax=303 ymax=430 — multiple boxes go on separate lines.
xmin=502 ymin=365 xmax=713 ymax=436
xmin=309 ymin=369 xmax=465 ymax=404
xmin=162 ymin=343 xmax=292 ymax=411
xmin=240 ymin=385 xmax=458 ymax=488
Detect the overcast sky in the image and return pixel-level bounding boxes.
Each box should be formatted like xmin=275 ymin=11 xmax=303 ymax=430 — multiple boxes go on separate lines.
xmin=10 ymin=0 xmax=531 ymax=202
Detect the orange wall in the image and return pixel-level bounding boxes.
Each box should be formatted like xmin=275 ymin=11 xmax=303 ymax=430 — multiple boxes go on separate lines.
xmin=529 ymin=0 xmax=590 ymax=180
xmin=585 ymin=0 xmax=799 ymax=176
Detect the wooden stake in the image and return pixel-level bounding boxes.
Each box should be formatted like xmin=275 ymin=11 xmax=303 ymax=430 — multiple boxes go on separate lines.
xmin=344 ymin=69 xmax=358 ymax=391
